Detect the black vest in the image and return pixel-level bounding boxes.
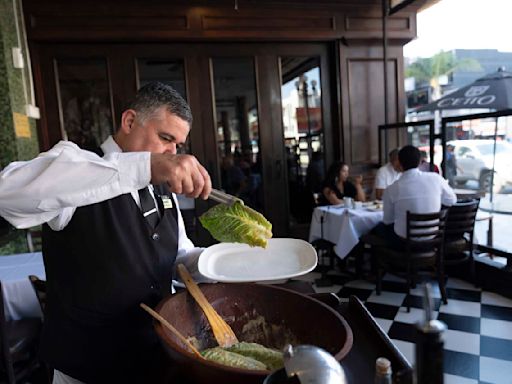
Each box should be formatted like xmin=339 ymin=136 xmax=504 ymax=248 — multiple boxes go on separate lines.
xmin=40 ymin=183 xmax=179 ymax=383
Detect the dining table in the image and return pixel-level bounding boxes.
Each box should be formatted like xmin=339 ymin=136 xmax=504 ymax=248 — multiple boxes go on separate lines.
xmin=309 ymin=205 xmax=383 ymax=259
xmin=0 ymin=252 xmax=45 ymax=320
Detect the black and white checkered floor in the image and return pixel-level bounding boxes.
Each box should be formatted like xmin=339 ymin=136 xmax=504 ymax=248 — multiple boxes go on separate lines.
xmin=290 ymin=269 xmax=512 ymax=384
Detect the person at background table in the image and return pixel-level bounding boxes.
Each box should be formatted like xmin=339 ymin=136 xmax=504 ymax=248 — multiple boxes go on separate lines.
xmin=372 ymin=145 xmax=456 ymax=250
xmin=442 ymin=143 xmax=459 ymax=187
xmin=0 ymin=82 xmax=212 ymax=384
xmin=374 ymin=148 xmax=401 ymax=200
xmin=317 ymin=161 xmax=366 ymax=205
xmin=418 ymin=150 xmax=440 ymax=173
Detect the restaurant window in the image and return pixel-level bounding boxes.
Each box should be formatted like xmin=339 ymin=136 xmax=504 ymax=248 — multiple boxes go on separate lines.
xmin=55 ymin=58 xmax=113 ymax=151
xmin=378 ymin=121 xmax=437 ymax=171
xmin=445 ymin=116 xmax=512 ymax=255
xmin=281 ymin=57 xmax=325 ymax=224
xmin=137 ymin=59 xmax=187 ymax=102
xmin=211 ymin=57 xmax=262 ymax=211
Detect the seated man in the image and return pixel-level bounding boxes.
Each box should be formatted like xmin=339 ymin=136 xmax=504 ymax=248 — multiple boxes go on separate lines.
xmin=373 ymin=145 xmax=456 ymax=250
xmin=374 ymin=148 xmax=401 ymax=200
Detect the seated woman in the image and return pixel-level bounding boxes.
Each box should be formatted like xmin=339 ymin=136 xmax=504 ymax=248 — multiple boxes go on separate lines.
xmin=318 ymin=161 xmax=365 ymax=205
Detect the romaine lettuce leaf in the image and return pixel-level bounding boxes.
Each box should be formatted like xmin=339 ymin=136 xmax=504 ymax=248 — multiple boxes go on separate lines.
xmin=199 ymin=201 xmax=272 ymax=248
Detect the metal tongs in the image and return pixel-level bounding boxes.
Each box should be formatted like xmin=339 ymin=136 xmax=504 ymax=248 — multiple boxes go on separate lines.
xmin=208 ymin=188 xmax=244 ymax=206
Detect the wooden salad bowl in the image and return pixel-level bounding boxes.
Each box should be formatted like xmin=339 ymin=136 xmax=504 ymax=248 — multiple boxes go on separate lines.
xmin=154 ymin=283 xmax=353 ymax=384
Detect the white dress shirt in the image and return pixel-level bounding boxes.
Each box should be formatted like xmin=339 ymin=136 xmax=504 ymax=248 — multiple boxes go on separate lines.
xmin=0 ymin=136 xmax=205 ymax=281
xmin=382 ymin=168 xmax=457 ymax=238
xmin=374 ymin=162 xmax=401 ymax=191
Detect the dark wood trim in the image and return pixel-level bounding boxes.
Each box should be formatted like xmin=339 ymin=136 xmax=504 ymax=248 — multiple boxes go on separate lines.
xmin=23 ymin=1 xmax=417 ymax=44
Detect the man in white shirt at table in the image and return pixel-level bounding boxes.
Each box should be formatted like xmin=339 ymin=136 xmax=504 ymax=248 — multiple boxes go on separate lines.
xmin=374 ymin=148 xmax=401 ymax=200
xmin=372 ymin=145 xmax=457 ymax=250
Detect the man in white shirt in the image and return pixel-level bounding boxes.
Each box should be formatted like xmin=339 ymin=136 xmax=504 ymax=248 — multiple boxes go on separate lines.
xmin=0 ymin=82 xmax=211 ymax=383
xmin=373 ymin=145 xmax=457 ymax=250
xmin=374 ymin=148 xmax=401 ymax=200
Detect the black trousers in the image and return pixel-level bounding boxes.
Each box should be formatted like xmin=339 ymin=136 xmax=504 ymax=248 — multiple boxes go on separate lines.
xmin=371 ymin=222 xmax=406 ymax=251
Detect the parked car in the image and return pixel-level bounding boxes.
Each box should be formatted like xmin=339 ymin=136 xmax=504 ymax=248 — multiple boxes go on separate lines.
xmin=447 ymin=140 xmax=512 ymax=193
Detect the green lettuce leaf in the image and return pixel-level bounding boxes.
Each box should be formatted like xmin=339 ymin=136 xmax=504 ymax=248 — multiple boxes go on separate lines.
xmin=199 ymin=201 xmax=272 ymax=248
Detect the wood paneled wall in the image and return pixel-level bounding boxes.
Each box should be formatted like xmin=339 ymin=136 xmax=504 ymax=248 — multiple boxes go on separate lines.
xmin=339 ymin=45 xmax=405 ymax=167
xmin=23 ymin=0 xmax=417 ymax=43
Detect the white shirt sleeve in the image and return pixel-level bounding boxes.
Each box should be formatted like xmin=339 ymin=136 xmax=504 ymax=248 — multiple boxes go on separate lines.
xmin=0 ymin=141 xmax=151 ymax=229
xmin=374 ymin=166 xmax=387 ymax=190
xmin=439 ymin=175 xmax=457 ymax=207
xmin=172 ymin=195 xmax=214 ymax=285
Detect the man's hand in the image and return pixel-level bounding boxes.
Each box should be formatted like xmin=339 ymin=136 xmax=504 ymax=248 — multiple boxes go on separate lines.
xmin=150 ymin=153 xmax=212 ymax=199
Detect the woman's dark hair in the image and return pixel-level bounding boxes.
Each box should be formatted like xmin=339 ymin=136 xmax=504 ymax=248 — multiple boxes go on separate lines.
xmin=398 ymin=145 xmax=421 ymax=171
xmin=128 ymin=82 xmax=193 ymax=125
xmin=325 ymin=161 xmax=347 ymax=185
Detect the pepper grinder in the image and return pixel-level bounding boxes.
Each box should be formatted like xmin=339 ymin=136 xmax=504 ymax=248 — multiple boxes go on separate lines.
xmin=415 ymin=283 xmax=447 ymax=384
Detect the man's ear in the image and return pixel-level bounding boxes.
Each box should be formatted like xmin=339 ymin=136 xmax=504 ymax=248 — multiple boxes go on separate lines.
xmin=120 ymin=109 xmax=137 ymax=134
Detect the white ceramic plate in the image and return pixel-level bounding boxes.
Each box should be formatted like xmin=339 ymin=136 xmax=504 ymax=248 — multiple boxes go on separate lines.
xmin=198 ymin=238 xmax=318 ymax=283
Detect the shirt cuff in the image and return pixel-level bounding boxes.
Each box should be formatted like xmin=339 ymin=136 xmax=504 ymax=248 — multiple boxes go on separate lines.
xmin=116 ymin=152 xmax=152 ymax=189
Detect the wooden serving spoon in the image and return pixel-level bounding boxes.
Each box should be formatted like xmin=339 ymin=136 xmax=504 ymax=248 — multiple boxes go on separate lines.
xmin=177 ymin=264 xmax=239 ymax=348
xmin=140 ymin=302 xmax=203 ymax=359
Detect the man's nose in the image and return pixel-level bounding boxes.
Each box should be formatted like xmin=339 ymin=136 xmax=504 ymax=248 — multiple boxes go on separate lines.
xmin=164 ymin=143 xmax=177 ymax=155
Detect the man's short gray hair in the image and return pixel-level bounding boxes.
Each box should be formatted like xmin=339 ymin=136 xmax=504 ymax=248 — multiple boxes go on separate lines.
xmin=389 ymin=148 xmax=399 ymax=160
xmin=128 ymin=82 xmax=193 ymax=125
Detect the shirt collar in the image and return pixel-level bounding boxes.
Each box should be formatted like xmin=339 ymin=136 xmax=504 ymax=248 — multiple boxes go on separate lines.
xmin=402 ymin=168 xmax=420 ymax=177
xmin=100 ymin=135 xmax=122 ymax=155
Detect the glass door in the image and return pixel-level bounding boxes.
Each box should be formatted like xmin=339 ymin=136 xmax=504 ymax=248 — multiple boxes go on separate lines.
xmin=211 ymin=57 xmax=263 ymax=211
xmin=281 ymin=58 xmax=326 ymax=226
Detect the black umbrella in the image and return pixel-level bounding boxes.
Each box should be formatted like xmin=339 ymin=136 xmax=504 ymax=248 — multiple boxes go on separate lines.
xmin=415 ymin=68 xmax=512 ymax=112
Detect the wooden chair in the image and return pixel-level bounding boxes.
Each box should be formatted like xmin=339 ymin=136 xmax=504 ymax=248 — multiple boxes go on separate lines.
xmin=0 ymin=282 xmax=42 ymax=384
xmin=28 ymin=276 xmax=47 ymax=316
xmin=444 ymin=199 xmax=480 ymax=282
xmin=374 ymin=210 xmax=448 ymax=311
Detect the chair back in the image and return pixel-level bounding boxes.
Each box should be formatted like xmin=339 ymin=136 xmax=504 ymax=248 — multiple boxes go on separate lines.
xmin=28 ymin=275 xmax=47 ymax=315
xmin=405 ymin=209 xmax=448 ymax=254
xmin=445 ymin=199 xmax=479 ymax=240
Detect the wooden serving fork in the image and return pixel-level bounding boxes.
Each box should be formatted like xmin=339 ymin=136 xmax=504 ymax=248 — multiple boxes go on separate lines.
xmin=177 ymin=264 xmax=239 ymax=348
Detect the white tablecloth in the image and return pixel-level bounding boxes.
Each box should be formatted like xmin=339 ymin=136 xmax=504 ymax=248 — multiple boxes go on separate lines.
xmin=309 ymin=206 xmax=383 ymax=259
xmin=0 ymin=252 xmax=45 ymax=321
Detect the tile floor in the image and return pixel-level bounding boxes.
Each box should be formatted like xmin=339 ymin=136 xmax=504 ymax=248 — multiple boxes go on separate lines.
xmin=291 ymin=268 xmax=512 ymax=384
